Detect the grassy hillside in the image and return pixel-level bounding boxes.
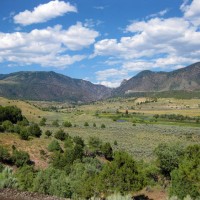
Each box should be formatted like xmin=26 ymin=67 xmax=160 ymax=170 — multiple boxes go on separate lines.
xmin=0 ymin=97 xmax=200 ymax=166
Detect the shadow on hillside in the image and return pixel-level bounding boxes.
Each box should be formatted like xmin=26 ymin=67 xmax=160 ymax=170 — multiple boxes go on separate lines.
xmin=133 ymin=194 xmax=153 ymax=200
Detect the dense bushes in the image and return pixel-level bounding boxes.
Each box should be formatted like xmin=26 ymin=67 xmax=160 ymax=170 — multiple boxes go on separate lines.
xmin=28 ymin=123 xmax=42 ymax=138
xmin=0 ymin=167 xmax=18 ymax=189
xmin=32 ymin=167 xmax=71 ymax=198
xmin=48 ymin=140 xmax=62 ymax=152
xmin=0 ymin=146 xmax=11 ymax=163
xmin=0 ymin=105 xmax=23 ymax=123
xmin=0 ymin=105 xmax=42 ymax=140
xmin=15 ymin=165 xmax=35 ymax=191
xmin=170 ymin=145 xmax=200 ymax=199
xmin=12 ymin=149 xmax=31 ymax=167
xmin=0 ymin=128 xmax=199 ymax=199
xmin=98 ymin=151 xmax=146 ymax=194
xmin=154 ymin=143 xmax=184 ymax=177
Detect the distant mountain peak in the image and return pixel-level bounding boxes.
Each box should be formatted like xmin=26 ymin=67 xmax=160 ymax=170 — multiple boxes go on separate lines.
xmin=135 ymin=70 xmax=154 ymax=77
xmin=0 ymin=71 xmax=112 ymax=102
xmin=1 ymin=62 xmax=200 ymax=101
xmin=113 ymin=62 xmax=200 ymax=95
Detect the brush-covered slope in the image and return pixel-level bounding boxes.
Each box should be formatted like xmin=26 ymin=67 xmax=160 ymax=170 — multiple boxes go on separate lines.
xmin=0 ymin=71 xmax=112 ymax=102
xmin=114 ymin=62 xmax=200 ymax=96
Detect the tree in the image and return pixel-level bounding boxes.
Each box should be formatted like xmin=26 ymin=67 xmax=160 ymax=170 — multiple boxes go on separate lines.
xmin=73 ymin=144 xmax=84 ymax=161
xmin=170 ymin=145 xmax=200 ymax=200
xmin=69 ymin=158 xmax=102 ymax=199
xmin=28 ymin=123 xmax=42 ymax=138
xmin=101 ymin=142 xmax=113 ymax=160
xmin=154 ymin=143 xmax=184 ymax=177
xmin=98 ymin=151 xmax=145 ymax=194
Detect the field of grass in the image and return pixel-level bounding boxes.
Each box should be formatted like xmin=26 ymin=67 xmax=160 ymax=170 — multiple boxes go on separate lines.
xmin=0 ymin=96 xmax=200 ymax=166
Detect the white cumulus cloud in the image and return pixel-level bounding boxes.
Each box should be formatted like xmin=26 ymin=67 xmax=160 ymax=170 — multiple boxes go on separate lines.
xmin=94 ymin=0 xmax=200 ymax=87
xmin=0 ymin=23 xmax=99 ymax=68
xmin=14 ymin=0 xmax=77 ymax=26
xmin=182 ymin=0 xmax=200 ymax=26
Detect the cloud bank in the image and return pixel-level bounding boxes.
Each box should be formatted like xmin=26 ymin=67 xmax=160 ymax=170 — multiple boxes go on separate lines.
xmin=0 ymin=23 xmax=99 ymax=68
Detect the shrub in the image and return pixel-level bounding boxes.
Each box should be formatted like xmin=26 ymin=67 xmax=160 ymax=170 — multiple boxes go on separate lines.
xmin=84 ymin=122 xmax=89 ymax=127
xmin=154 ymin=143 xmax=184 ymax=177
xmin=28 ymin=123 xmax=42 ymax=138
xmin=98 ymin=151 xmax=146 ymax=194
xmin=101 ymin=124 xmax=106 ymax=128
xmin=12 ymin=149 xmax=31 ymax=167
xmin=54 ymin=129 xmax=68 ymax=141
xmin=19 ymin=127 xmax=29 ymax=140
xmin=0 ymin=105 xmax=23 ymax=124
xmin=73 ymin=136 xmax=85 ymax=148
xmin=52 ymin=119 xmax=59 ymax=127
xmin=88 ymin=136 xmax=102 ymax=152
xmin=62 ymin=121 xmax=72 ymax=127
xmin=48 ymin=140 xmax=62 ymax=152
xmin=33 ymin=167 xmax=72 ymax=198
xmin=93 ymin=123 xmax=96 ymax=127
xmin=45 ymin=130 xmax=52 ymax=137
xmin=170 ymin=145 xmax=200 ymax=200
xmin=17 ymin=118 xmax=29 ymax=126
xmin=39 ymin=117 xmax=46 ymax=126
xmin=64 ymin=137 xmax=74 ymax=149
xmin=0 ymin=146 xmax=11 ymax=163
xmin=15 ymin=165 xmax=35 ymax=191
xmin=101 ymin=142 xmax=113 ymax=160
xmin=2 ymin=120 xmax=14 ymax=132
xmin=0 ymin=167 xmax=18 ymax=189
xmin=73 ymin=144 xmax=84 ymax=160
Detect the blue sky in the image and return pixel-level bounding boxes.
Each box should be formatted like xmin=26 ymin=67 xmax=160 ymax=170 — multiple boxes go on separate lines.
xmin=0 ymin=0 xmax=200 ymax=87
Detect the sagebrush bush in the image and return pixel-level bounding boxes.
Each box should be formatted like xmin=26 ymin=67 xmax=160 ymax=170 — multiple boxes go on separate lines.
xmin=0 ymin=167 xmax=18 ymax=189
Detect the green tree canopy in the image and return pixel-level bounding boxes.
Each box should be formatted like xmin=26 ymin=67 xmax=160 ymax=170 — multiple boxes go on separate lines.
xmin=170 ymin=144 xmax=200 ymax=200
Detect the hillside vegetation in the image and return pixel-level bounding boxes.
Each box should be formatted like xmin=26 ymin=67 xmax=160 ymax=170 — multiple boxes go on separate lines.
xmin=0 ymin=97 xmax=199 ymax=199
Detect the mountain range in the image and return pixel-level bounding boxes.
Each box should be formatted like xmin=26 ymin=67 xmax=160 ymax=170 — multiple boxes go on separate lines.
xmin=0 ymin=62 xmax=200 ymax=102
